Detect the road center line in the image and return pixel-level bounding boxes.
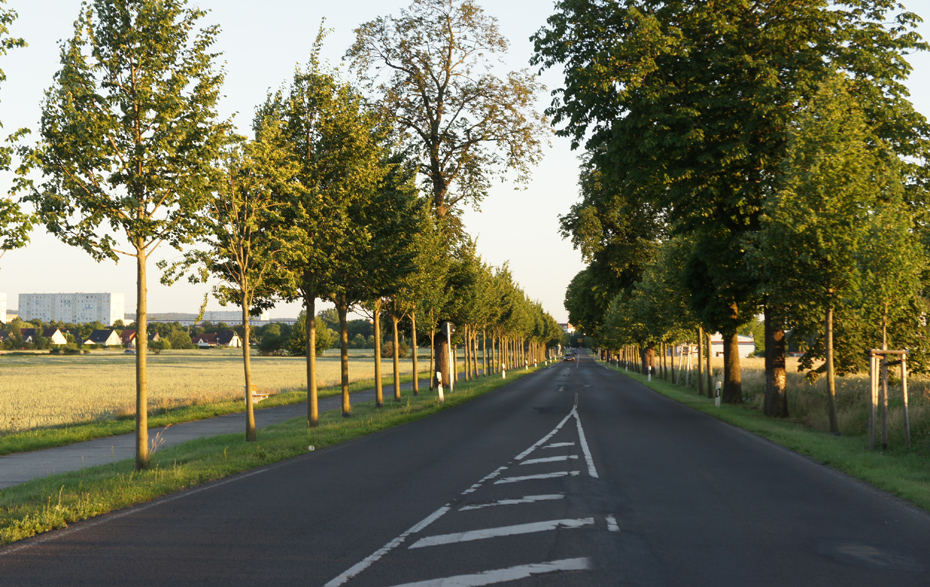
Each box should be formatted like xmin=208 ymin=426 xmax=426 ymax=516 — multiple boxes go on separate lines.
xmin=494 ymin=471 xmax=579 ymax=485
xmin=521 ymin=455 xmax=578 ymax=466
xmin=458 ymin=494 xmax=565 ymax=511
xmin=386 ymin=557 xmax=592 ymax=587
xmin=514 ymin=409 xmax=575 ymax=461
xmin=573 ymin=410 xmax=599 ymax=478
xmin=408 ymin=518 xmax=595 ymax=549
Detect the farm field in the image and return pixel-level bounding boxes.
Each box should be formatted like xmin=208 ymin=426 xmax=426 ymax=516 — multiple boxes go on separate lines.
xmin=662 ymin=355 xmax=930 ymax=444
xmin=0 ymin=348 xmax=425 ymax=434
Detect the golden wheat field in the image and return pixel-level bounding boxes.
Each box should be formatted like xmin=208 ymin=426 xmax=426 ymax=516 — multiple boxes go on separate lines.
xmin=0 ymin=348 xmax=421 ymax=434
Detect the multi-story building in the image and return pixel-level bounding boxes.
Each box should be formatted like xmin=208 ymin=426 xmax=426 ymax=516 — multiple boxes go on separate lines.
xmin=17 ymin=293 xmax=125 ymax=325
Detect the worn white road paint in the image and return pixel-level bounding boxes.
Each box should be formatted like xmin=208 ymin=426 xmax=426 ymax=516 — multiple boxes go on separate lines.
xmin=574 ymin=408 xmax=599 ymax=478
xmin=494 ymin=471 xmax=580 ymax=485
xmin=323 ymin=505 xmax=451 ymax=587
xmin=606 ymin=514 xmax=620 ymax=532
xmin=514 ymin=410 xmax=574 ymax=461
xmin=520 ymin=455 xmax=579 ymax=466
xmin=462 ymin=466 xmax=508 ymax=496
xmin=386 ymin=558 xmax=592 ymax=587
xmin=458 ymin=494 xmax=565 ymax=511
xmin=409 ymin=518 xmax=595 ymax=549
xmin=544 ymin=442 xmax=575 ymax=449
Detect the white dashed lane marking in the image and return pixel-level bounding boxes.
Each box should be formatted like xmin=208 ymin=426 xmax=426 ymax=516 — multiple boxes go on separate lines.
xmin=387 ymin=558 xmax=593 ymax=587
xmin=408 ymin=518 xmax=596 ymax=549
xmin=494 ymin=471 xmax=580 ymax=485
xmin=458 ymin=494 xmax=565 ymax=512
xmin=520 ymin=455 xmax=579 ymax=465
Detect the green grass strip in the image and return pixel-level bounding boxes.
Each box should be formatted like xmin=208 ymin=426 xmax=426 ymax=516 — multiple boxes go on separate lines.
xmin=0 ymin=371 xmax=432 ymax=456
xmin=0 ymin=366 xmax=545 ymax=547
xmin=604 ymin=361 xmax=930 ymax=513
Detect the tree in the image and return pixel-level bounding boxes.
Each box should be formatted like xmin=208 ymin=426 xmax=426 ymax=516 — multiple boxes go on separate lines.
xmin=267 ymin=32 xmax=386 ymax=424
xmin=758 ymin=75 xmax=910 ymax=434
xmin=27 ymin=0 xmax=230 ymax=469
xmin=0 ymin=1 xmax=28 ymax=267
xmin=289 ymin=312 xmax=334 ymax=357
xmin=533 ymin=0 xmax=930 ymax=406
xmin=161 ymin=116 xmax=295 ymax=441
xmin=347 ymin=0 xmax=547 ymax=220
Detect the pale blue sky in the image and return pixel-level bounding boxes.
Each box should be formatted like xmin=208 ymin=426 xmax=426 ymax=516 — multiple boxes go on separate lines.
xmin=1 ymin=0 xmax=929 ymax=323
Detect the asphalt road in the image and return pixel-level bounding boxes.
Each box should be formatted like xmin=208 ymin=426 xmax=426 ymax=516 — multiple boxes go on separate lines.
xmin=2 ymin=353 xmax=929 ymax=586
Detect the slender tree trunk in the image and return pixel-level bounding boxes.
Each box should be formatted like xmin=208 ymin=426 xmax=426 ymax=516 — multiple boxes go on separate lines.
xmin=825 ymin=305 xmax=839 ymax=434
xmin=338 ymin=298 xmax=351 ymax=417
xmin=881 ymin=307 xmax=889 ymax=449
xmin=697 ymin=327 xmax=704 ymax=396
xmin=429 ymin=312 xmax=435 ymax=390
xmin=135 ymin=249 xmax=148 ymax=470
xmin=411 ymin=311 xmax=419 ymax=396
xmin=243 ymin=291 xmax=256 ymax=442
xmin=706 ymin=332 xmax=713 ymax=397
xmin=374 ymin=299 xmax=383 ymax=407
xmin=392 ymin=313 xmax=401 ymax=401
xmin=464 ymin=326 xmax=471 ymax=381
xmin=482 ymin=330 xmax=488 ymax=376
xmin=763 ymin=306 xmax=788 ymax=418
xmin=306 ymin=296 xmax=318 ymax=427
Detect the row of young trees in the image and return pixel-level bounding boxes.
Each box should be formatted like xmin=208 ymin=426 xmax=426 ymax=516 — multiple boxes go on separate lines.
xmin=537 ymin=0 xmax=930 ymax=432
xmin=0 ymin=0 xmax=553 ymax=469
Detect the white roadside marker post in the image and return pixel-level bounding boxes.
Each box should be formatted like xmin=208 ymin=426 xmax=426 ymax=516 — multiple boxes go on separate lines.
xmin=436 ymin=370 xmax=444 ymax=403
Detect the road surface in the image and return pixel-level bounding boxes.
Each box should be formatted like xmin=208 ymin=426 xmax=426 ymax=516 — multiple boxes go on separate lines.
xmin=2 ymin=353 xmax=929 ymax=585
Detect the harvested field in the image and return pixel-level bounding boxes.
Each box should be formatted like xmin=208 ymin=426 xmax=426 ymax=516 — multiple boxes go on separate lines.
xmin=0 ymin=348 xmax=421 ymax=434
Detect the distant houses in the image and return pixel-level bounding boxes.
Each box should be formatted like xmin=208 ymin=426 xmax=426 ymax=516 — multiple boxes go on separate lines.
xmin=194 ymin=331 xmax=242 ymax=349
xmin=87 ymin=329 xmax=121 ymax=348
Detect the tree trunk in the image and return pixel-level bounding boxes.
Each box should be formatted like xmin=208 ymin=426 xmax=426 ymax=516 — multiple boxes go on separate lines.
xmin=373 ymin=299 xmax=383 ymax=408
xmin=392 ymin=313 xmax=401 ymax=401
xmin=482 ymin=330 xmax=488 ymax=376
xmin=306 ymin=296 xmax=318 ymax=427
xmin=464 ymin=326 xmax=471 ymax=381
xmin=429 ymin=311 xmax=435 ymax=390
xmin=763 ymin=306 xmax=788 ymax=418
xmin=435 ymin=328 xmax=450 ymax=387
xmin=722 ymin=330 xmax=743 ymax=404
xmin=338 ymin=297 xmax=351 ymax=417
xmin=411 ymin=311 xmax=419 ymax=396
xmin=135 ymin=248 xmax=148 ymax=470
xmin=243 ymin=291 xmax=256 ymax=442
xmin=825 ymin=305 xmax=839 ymax=434
xmin=697 ymin=327 xmax=704 ymax=397
xmin=706 ymin=332 xmax=713 ymax=397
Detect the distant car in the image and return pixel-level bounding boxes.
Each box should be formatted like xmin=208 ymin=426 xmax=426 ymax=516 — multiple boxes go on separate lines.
xmin=124 ymin=348 xmax=136 ymax=355
xmin=563 ymin=354 xmax=575 ymax=362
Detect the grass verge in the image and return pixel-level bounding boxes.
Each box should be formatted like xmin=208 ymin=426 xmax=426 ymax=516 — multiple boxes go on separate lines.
xmin=0 ymin=371 xmax=432 ymax=457
xmin=0 ymin=366 xmax=541 ymax=547
xmin=606 ymin=362 xmax=930 ymax=513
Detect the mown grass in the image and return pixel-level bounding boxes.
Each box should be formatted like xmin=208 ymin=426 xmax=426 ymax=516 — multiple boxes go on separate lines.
xmin=0 ymin=370 xmax=432 ymax=456
xmin=0 ymin=366 xmax=541 ymax=547
xmin=607 ymin=361 xmax=930 ymax=513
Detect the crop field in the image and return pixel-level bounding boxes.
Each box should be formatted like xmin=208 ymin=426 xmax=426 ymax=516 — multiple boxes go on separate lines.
xmin=669 ymin=356 xmax=930 ymax=445
xmin=0 ymin=348 xmax=423 ymax=434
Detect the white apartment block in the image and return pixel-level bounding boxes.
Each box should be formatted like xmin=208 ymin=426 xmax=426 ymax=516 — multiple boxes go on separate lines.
xmin=18 ymin=293 xmax=125 ymax=325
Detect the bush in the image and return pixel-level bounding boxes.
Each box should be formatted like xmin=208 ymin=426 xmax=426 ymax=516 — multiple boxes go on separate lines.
xmin=381 ymin=341 xmax=410 ymax=359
